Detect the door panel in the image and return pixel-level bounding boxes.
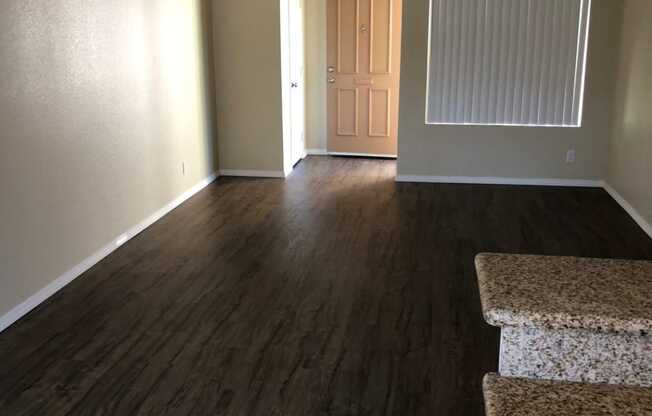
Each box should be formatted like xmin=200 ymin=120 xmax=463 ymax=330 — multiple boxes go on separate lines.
xmin=337 ymin=89 xmax=359 ymax=136
xmin=370 ymin=0 xmax=392 ymax=74
xmin=337 ymin=0 xmax=359 ymax=74
xmin=369 ymin=89 xmax=390 ymax=137
xmin=328 ymin=0 xmax=402 ymax=157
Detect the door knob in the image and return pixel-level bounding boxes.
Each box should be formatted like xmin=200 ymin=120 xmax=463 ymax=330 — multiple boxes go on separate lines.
xmin=327 ymin=66 xmax=335 ymax=73
xmin=328 ymin=77 xmax=336 ymax=84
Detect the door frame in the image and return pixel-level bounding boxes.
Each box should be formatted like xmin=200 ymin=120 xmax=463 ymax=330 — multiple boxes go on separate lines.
xmin=325 ymin=0 xmax=403 ymax=159
xmin=280 ymin=0 xmax=307 ymax=176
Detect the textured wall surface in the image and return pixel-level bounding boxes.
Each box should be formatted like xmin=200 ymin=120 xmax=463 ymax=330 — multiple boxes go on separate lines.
xmin=397 ymin=0 xmax=623 ymax=180
xmin=608 ymin=0 xmax=652 ymax=229
xmin=0 ymin=0 xmax=217 ymax=317
xmin=304 ymin=0 xmax=328 ymax=151
xmin=303 ymin=0 xmax=623 ymax=177
xmin=211 ymin=0 xmax=285 ymax=172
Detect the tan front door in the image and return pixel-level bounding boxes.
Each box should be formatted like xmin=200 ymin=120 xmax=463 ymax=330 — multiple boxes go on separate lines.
xmin=327 ymin=0 xmax=402 ymax=157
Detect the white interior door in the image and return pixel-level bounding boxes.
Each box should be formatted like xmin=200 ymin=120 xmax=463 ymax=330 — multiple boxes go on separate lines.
xmin=288 ymin=0 xmax=305 ymax=166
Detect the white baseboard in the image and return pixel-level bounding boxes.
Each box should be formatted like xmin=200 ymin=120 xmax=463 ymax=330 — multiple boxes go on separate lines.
xmin=395 ymin=174 xmax=602 ymax=188
xmin=2 ymin=170 xmax=648 ymax=334
xmin=603 ymin=182 xmax=652 ymax=239
xmin=219 ymin=169 xmax=287 ymax=178
xmin=329 ymin=151 xmax=397 ymax=159
xmin=306 ymin=149 xmax=396 ymax=159
xmin=306 ymin=149 xmax=398 ymax=158
xmin=395 ymin=175 xmax=650 ymax=238
xmin=0 ymin=172 xmax=219 ymax=333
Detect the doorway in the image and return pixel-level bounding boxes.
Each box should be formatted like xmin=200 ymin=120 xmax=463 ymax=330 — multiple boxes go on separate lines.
xmin=326 ymin=0 xmax=403 ymax=158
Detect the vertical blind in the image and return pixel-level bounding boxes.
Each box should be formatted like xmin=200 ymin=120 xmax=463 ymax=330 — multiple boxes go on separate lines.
xmin=426 ymin=0 xmax=591 ymax=127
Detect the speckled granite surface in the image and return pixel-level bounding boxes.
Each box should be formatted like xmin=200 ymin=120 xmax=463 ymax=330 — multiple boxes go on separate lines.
xmin=483 ymin=373 xmax=652 ymax=416
xmin=475 ymin=253 xmax=652 ymax=335
xmin=500 ymin=326 xmax=652 ymax=387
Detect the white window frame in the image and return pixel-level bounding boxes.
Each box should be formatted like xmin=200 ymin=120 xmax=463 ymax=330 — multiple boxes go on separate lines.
xmin=424 ymin=0 xmax=592 ymax=128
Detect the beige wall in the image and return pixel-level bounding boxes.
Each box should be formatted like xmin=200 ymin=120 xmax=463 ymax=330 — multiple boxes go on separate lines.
xmin=608 ymin=0 xmax=652 ymax=228
xmin=303 ymin=0 xmax=623 ymax=176
xmin=212 ymin=0 xmax=286 ymax=172
xmin=305 ymin=0 xmax=328 ymax=151
xmin=0 ymin=0 xmax=217 ymax=318
xmin=397 ymin=0 xmax=623 ymax=180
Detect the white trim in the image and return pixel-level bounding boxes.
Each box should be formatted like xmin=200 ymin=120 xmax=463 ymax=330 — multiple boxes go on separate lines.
xmin=328 ymin=151 xmax=398 ymax=159
xmin=424 ymin=0 xmax=590 ymax=127
xmin=395 ymin=175 xmax=602 ymax=188
xmin=603 ymin=182 xmax=652 ymax=239
xmin=394 ymin=175 xmax=650 ymax=238
xmin=424 ymin=0 xmax=434 ymax=125
xmin=424 ymin=122 xmax=580 ymax=128
xmin=307 ymin=149 xmax=396 ymax=158
xmin=280 ymin=0 xmax=294 ymax=177
xmin=219 ymin=169 xmax=287 ymax=178
xmin=575 ymin=0 xmax=592 ymax=128
xmin=0 ymin=172 xmax=219 ymax=333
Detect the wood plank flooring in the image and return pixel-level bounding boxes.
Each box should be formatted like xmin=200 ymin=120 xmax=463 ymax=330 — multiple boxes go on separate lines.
xmin=1 ymin=156 xmax=651 ymax=415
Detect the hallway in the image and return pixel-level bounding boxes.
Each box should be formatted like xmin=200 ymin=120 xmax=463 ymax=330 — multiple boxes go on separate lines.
xmin=1 ymin=156 xmax=651 ymax=415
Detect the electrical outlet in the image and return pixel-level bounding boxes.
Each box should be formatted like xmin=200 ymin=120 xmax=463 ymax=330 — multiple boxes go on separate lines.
xmin=566 ymin=149 xmax=576 ymax=164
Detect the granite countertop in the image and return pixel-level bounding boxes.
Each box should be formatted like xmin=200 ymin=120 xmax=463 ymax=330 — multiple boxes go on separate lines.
xmin=483 ymin=373 xmax=652 ymax=416
xmin=475 ymin=253 xmax=652 ymax=335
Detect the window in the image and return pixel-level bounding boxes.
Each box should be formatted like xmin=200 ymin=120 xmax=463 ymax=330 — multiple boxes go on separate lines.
xmin=426 ymin=0 xmax=591 ymax=127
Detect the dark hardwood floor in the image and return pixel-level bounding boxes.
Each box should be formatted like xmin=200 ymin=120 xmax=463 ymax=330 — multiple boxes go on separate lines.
xmin=1 ymin=156 xmax=651 ymax=415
